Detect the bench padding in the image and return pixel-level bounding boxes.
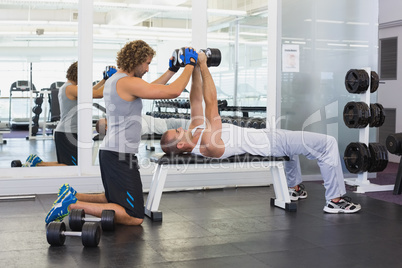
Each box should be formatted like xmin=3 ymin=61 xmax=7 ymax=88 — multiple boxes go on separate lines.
xmin=150 ymin=153 xmax=289 ymax=165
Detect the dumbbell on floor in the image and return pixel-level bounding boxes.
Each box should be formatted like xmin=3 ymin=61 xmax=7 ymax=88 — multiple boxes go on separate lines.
xmin=69 ymin=209 xmax=115 ymax=231
xmin=46 ymin=221 xmax=101 ymax=247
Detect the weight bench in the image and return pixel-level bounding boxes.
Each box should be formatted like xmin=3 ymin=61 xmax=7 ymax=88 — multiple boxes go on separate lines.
xmin=145 ymin=153 xmax=295 ymax=222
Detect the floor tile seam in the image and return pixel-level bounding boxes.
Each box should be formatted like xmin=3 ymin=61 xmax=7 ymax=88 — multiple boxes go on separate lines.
xmin=168 ymin=251 xmax=251 ymax=263
xmin=144 ymin=238 xmax=250 ymax=262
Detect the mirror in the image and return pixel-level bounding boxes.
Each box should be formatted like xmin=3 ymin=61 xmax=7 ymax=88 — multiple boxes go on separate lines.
xmin=0 ymin=1 xmax=79 ymax=168
xmin=0 ymin=0 xmax=270 ymax=171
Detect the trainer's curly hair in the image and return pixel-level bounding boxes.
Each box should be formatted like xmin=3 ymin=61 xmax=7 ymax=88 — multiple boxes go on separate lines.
xmin=116 ymin=40 xmax=156 ymax=73
xmin=66 ymin=61 xmax=78 ymax=83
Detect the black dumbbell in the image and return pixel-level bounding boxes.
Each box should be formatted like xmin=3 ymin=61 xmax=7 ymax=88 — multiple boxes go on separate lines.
xmin=199 ymin=48 xmax=221 ymax=67
xmin=173 ymin=47 xmax=221 ymax=68
xmin=35 ymin=97 xmax=43 ymax=105
xmin=171 ymin=48 xmax=180 ymax=68
xmin=252 ymin=119 xmax=262 ymax=129
xmin=11 ymin=160 xmax=22 ymax=167
xmin=47 ymin=221 xmax=101 ymax=247
xmin=386 ymin=133 xmax=402 ymax=155
xmin=32 ymin=105 xmax=42 ymax=115
xmin=69 ymin=209 xmax=115 ymax=231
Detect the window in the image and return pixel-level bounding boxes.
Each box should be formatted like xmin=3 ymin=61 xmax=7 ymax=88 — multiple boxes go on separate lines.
xmin=380 ymin=37 xmax=398 ymax=80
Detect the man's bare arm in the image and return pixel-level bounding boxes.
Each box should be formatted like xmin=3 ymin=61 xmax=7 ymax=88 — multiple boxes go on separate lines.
xmin=189 ymin=65 xmax=204 ymax=129
xmin=198 ymin=54 xmax=224 ymax=158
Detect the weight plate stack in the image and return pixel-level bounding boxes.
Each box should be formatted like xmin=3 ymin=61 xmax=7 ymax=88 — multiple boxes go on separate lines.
xmin=344 ymin=69 xmax=370 ymax=94
xmin=377 ymin=103 xmax=386 ymax=127
xmin=344 ymin=142 xmax=371 ymax=173
xmin=370 ymin=71 xmax=380 ymax=93
xmin=369 ymin=103 xmax=386 ymax=128
xmin=343 ymin=101 xmax=370 ymax=128
xmin=367 ymin=143 xmax=388 ymax=172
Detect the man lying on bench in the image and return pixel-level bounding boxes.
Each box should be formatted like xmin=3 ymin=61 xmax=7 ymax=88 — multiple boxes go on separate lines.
xmin=160 ymin=51 xmax=361 ymax=214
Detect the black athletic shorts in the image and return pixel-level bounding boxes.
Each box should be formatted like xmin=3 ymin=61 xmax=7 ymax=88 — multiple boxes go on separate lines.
xmin=99 ymin=149 xmax=144 ymax=219
xmin=54 ymin=131 xmax=78 ymax=165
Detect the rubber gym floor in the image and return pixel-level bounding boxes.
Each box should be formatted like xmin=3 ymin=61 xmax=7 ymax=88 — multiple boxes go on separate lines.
xmin=1 ymin=181 xmax=402 ymax=268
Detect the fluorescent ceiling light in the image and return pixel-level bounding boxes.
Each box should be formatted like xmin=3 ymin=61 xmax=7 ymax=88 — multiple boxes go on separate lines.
xmin=291 ymin=41 xmax=306 ymax=45
xmin=239 ymin=32 xmax=267 ymax=37
xmin=328 ymin=43 xmax=347 ymax=47
xmin=346 ymin=22 xmax=370 ymax=26
xmin=350 ymin=44 xmax=369 ymax=48
xmin=316 ymin=19 xmax=344 ymax=24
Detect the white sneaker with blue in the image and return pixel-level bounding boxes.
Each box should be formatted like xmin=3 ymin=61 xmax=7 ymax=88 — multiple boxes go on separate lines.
xmin=45 ymin=190 xmax=77 ymax=224
xmin=22 ymin=154 xmax=43 ymax=167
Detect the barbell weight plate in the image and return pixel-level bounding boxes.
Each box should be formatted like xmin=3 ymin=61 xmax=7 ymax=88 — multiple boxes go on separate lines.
xmin=344 ymin=69 xmax=369 ymax=94
xmin=368 ymin=143 xmax=381 ymax=172
xmin=377 ymin=103 xmax=386 ymax=127
xmin=369 ymin=104 xmax=378 ymax=127
xmin=100 ymin=210 xmax=115 ymax=231
xmin=370 ymin=71 xmax=380 ymax=93
xmin=69 ymin=209 xmax=85 ymax=231
xmin=343 ymin=102 xmax=370 ymax=128
xmin=357 ymin=102 xmax=370 ymax=128
xmin=344 ymin=142 xmax=370 ymax=173
xmin=46 ymin=222 xmax=66 ymax=246
xmin=81 ymin=222 xmax=101 ymax=247
xmin=378 ymin=143 xmax=389 ymax=172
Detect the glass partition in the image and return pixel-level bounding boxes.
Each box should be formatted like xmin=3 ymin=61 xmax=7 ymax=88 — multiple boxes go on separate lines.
xmin=281 ymin=0 xmax=379 ymax=174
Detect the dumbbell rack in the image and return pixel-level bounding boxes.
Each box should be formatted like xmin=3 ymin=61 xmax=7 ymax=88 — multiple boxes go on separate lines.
xmin=344 ymin=67 xmax=393 ymax=193
xmin=27 ymin=89 xmax=53 ymax=140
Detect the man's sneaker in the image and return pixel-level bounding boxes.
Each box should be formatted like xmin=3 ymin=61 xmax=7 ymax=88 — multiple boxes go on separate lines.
xmin=58 ymin=183 xmax=77 ymax=197
xmin=53 ymin=184 xmax=77 ymax=205
xmin=45 ymin=190 xmax=77 ymax=224
xmin=323 ymin=196 xmax=361 ymax=214
xmin=22 ymin=154 xmax=43 ymax=167
xmin=289 ymin=184 xmax=308 ymax=201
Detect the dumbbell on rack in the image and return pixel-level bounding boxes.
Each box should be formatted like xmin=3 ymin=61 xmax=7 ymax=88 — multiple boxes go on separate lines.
xmin=46 ymin=221 xmax=101 ymax=247
xmin=69 ymin=209 xmax=115 ymax=231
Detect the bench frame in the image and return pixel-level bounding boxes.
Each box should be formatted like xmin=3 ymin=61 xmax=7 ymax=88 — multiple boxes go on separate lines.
xmin=144 ymin=153 xmax=296 ymax=222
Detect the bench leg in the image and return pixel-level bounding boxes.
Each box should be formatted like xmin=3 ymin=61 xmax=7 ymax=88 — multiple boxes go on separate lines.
xmin=145 ymin=164 xmax=168 ymax=221
xmin=270 ymin=162 xmax=297 ymax=212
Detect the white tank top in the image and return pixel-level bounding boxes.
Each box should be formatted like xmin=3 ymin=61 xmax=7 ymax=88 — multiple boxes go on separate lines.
xmin=191 ymin=123 xmax=271 ymax=159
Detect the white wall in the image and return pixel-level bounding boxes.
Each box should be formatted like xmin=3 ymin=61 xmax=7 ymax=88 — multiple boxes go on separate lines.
xmin=379 ymin=0 xmax=402 ymax=24
xmin=378 ymin=0 xmax=402 ymax=163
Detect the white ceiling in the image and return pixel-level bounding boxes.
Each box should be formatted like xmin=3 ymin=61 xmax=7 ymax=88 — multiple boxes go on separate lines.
xmin=0 ymin=0 xmax=268 ymax=44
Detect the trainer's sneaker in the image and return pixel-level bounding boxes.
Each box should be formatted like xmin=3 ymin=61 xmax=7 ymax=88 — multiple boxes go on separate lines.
xmin=323 ymin=196 xmax=361 ymax=214
xmin=22 ymin=154 xmax=43 ymax=167
xmin=289 ymin=184 xmax=308 ymax=201
xmin=45 ymin=190 xmax=77 ymax=224
xmin=53 ymin=184 xmax=77 ymax=205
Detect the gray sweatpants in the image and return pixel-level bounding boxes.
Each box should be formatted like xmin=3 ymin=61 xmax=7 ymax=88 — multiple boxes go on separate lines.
xmin=268 ymin=129 xmax=346 ymax=201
